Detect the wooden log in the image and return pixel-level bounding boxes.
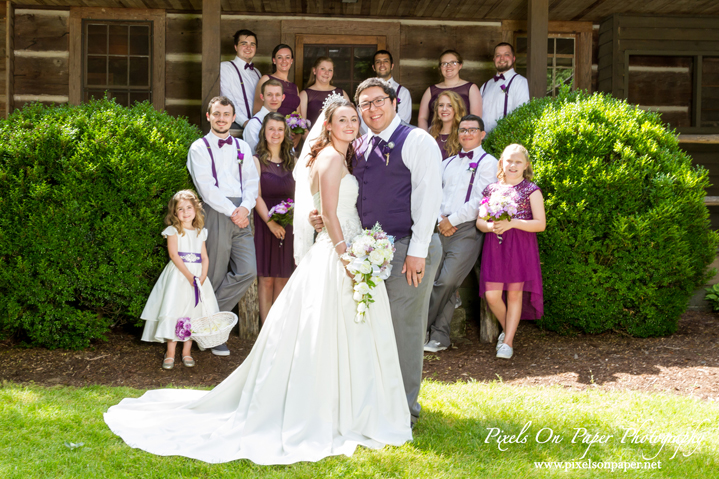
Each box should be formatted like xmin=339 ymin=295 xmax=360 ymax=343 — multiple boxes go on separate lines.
xmin=236 ymin=213 xmax=260 ymax=340
xmin=13 ymin=55 xmax=69 ymax=96
xmin=5 ymin=1 xmax=13 ymax=116
xmin=0 ymin=2 xmax=6 ymax=117
xmin=201 ymin=0 xmax=220 ymax=133
xmin=13 ymin=9 xmax=68 ymax=52
xmin=527 ymin=0 xmax=548 ymax=99
xmin=479 ymin=297 xmax=500 ymax=344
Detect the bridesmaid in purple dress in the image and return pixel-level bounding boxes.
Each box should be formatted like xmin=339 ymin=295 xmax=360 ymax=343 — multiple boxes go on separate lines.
xmin=428 ymin=91 xmax=466 ymax=160
xmin=252 ymin=112 xmax=296 ymax=324
xmin=418 ymin=50 xmax=483 ymax=131
xmin=476 ymin=144 xmax=546 ymax=360
xmin=298 ymin=57 xmax=351 ymax=128
xmin=253 ymin=44 xmax=301 ymax=117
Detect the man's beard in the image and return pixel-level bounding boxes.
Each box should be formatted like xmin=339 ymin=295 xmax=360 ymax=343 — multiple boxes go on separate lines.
xmin=495 ymin=62 xmax=513 ymax=73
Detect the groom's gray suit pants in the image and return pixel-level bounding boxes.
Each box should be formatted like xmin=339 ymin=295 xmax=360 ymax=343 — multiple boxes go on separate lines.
xmin=385 ymin=233 xmax=442 ymax=423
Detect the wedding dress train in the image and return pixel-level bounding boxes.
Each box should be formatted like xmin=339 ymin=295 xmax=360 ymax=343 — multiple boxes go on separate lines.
xmin=104 ymin=174 xmax=412 ymax=465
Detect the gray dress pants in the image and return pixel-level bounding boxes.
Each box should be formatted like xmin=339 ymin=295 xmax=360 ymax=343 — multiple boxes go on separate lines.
xmin=426 ymin=221 xmax=484 ymax=347
xmin=385 ymin=233 xmax=442 ymax=423
xmin=204 ymin=198 xmax=257 ymax=312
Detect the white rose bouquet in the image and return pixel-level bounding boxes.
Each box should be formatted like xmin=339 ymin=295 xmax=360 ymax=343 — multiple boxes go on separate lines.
xmin=341 ymin=222 xmax=395 ymax=323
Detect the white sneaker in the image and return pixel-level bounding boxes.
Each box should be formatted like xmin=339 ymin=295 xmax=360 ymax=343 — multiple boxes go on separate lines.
xmin=496 ymin=332 xmax=505 ymax=351
xmin=424 ymin=340 xmax=448 ymax=353
xmin=496 ymin=343 xmax=513 ymax=359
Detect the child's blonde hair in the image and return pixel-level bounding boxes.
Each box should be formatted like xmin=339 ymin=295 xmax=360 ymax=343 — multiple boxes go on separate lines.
xmin=497 ymin=144 xmax=533 ymax=182
xmin=164 ymin=189 xmax=205 ymax=236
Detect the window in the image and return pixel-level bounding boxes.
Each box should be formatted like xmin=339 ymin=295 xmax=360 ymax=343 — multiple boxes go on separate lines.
xmin=515 ymin=34 xmax=576 ymax=97
xmin=302 ymin=45 xmax=376 ymax=95
xmin=83 ymin=21 xmax=152 ymax=106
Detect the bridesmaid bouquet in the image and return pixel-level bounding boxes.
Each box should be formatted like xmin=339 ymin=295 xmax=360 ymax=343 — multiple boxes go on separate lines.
xmin=341 ymin=223 xmax=395 ymax=323
xmin=268 ymin=198 xmax=294 ymax=227
xmin=285 ymin=112 xmax=311 ymax=135
xmin=478 ymin=188 xmax=519 ymax=244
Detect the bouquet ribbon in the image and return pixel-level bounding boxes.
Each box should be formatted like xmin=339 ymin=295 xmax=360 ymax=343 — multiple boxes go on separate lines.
xmin=193 ymin=276 xmax=201 ymax=307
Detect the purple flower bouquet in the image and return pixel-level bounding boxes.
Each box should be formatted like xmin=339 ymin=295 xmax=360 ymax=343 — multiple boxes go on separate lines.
xmin=268 ymin=198 xmax=294 ymax=227
xmin=478 ymin=187 xmax=519 ymax=244
xmin=175 ymin=317 xmax=192 ymax=341
xmin=285 ymin=112 xmax=311 ymax=135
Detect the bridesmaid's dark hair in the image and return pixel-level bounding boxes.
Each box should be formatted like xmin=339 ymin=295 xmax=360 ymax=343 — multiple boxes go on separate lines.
xmin=256 ymin=112 xmax=294 ymax=171
xmin=307 ymin=98 xmax=357 ymax=174
xmin=271 ymin=44 xmax=294 ymax=74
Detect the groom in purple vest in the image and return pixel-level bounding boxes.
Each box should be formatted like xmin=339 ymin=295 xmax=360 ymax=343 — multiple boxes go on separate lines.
xmin=353 ymin=78 xmax=443 ymax=426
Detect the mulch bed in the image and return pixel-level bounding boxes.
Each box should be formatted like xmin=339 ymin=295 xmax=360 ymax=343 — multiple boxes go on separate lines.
xmin=1 ymin=312 xmax=718 ymax=402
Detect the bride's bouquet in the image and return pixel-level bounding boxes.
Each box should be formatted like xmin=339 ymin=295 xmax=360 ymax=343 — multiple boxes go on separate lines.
xmin=341 ymin=223 xmax=395 ymax=323
xmin=478 ymin=187 xmax=519 ymax=244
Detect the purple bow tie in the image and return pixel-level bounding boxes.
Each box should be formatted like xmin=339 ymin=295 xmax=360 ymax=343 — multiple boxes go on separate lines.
xmin=459 ymin=151 xmax=473 ymax=159
xmin=244 ymin=62 xmax=255 ymax=71
xmin=218 ymin=137 xmax=233 ymax=148
xmin=493 ymin=73 xmax=505 ymax=82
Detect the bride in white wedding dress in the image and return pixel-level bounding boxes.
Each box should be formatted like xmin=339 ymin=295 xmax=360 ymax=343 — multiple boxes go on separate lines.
xmin=103 ymin=98 xmax=412 ymax=465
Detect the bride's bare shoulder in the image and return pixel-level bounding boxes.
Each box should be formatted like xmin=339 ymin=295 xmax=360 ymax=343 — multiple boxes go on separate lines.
xmin=313 ymin=146 xmax=344 ymax=172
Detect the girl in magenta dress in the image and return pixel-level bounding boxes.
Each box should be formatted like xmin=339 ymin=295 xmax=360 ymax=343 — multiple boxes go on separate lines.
xmin=252 ymin=112 xmax=296 ymax=324
xmin=299 ymin=57 xmax=352 ymax=128
xmin=476 ymin=144 xmax=546 ymax=360
xmin=418 ymin=49 xmax=483 ymax=131
xmin=254 ymin=44 xmax=301 ymax=117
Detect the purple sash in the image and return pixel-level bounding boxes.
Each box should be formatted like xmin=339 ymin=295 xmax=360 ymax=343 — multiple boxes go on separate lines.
xmin=201 ymin=136 xmax=245 ymax=190
xmin=178 ymin=252 xmax=202 ymax=263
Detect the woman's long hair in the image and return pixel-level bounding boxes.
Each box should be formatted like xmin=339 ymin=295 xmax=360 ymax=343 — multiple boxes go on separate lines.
xmin=306 ymin=56 xmax=334 ymax=89
xmin=307 ymin=98 xmax=356 ymax=173
xmin=429 ymin=91 xmax=465 ymax=157
xmin=255 ymin=112 xmax=294 ymax=171
xmin=271 ymin=44 xmax=294 ymax=74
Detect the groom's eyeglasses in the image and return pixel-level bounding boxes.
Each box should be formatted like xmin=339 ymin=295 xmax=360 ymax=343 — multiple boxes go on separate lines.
xmin=359 ymin=96 xmax=390 ymax=111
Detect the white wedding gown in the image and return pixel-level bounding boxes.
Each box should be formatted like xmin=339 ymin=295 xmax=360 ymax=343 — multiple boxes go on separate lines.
xmin=104 ymin=174 xmax=412 ymax=465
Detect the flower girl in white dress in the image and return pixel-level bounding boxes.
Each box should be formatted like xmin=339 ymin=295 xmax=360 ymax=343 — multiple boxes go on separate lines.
xmin=140 ymin=189 xmax=220 ymax=369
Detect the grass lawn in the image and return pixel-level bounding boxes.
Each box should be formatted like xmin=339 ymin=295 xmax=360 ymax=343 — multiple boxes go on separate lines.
xmin=1 ymin=380 xmax=716 ymax=478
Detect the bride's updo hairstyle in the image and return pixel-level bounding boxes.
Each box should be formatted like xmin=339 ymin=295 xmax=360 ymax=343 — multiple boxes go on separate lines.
xmin=307 ymin=97 xmax=357 ymax=173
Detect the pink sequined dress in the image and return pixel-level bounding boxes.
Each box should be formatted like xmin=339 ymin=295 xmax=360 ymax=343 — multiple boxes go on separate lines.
xmin=479 ymin=179 xmax=543 ymax=319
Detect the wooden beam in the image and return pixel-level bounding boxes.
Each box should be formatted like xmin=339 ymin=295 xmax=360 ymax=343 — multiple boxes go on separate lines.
xmin=527 ymin=0 xmax=548 ymax=99
xmin=201 ymin=0 xmax=220 ymax=133
xmin=575 ymin=30 xmax=592 ymax=92
xmin=5 ymin=1 xmax=13 ymax=116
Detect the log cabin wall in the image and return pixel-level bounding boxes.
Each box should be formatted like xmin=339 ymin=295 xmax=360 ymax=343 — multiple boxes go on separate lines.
xmin=1 ymin=3 xmax=6 ymax=117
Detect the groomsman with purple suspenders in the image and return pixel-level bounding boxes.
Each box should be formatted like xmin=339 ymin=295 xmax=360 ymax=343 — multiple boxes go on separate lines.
xmin=220 ymin=29 xmax=262 ymax=130
xmin=360 ymin=50 xmax=412 ymax=134
xmin=352 ymin=78 xmax=442 ymax=427
xmin=242 ymin=79 xmax=285 ymax=154
xmin=187 ymin=97 xmax=260 ymax=356
xmin=480 ymin=42 xmax=530 ymax=133
xmin=425 ymin=114 xmax=498 ymax=352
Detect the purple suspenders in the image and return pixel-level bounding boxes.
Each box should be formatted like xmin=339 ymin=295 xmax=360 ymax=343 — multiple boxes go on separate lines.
xmin=395 ymin=84 xmax=403 ymax=107
xmin=481 ymin=74 xmax=520 ymax=117
xmin=465 ymin=153 xmax=489 ymax=202
xmin=201 ymin=137 xmax=245 ymax=190
xmin=229 ymin=61 xmax=260 ymax=121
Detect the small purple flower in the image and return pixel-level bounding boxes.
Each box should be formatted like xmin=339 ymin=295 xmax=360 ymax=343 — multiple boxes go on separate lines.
xmin=468 ymin=162 xmax=478 ymax=173
xmin=175 ymin=317 xmax=192 ymax=341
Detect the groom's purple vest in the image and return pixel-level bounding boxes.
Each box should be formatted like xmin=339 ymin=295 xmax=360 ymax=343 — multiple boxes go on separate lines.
xmin=353 ymin=123 xmax=414 ymax=240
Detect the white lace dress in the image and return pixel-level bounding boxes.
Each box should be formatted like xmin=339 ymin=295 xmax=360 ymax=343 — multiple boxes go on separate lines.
xmin=104 ymin=175 xmax=412 ymax=464
xmin=140 ymin=226 xmax=219 ymax=343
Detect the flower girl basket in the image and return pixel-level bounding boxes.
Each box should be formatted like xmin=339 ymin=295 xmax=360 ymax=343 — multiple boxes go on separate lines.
xmin=190 ymin=279 xmax=238 ymax=350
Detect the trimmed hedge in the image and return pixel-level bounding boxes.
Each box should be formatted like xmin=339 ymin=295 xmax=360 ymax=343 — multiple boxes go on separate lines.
xmin=484 ymin=87 xmax=719 ymax=337
xmin=0 ymin=100 xmax=200 ymax=349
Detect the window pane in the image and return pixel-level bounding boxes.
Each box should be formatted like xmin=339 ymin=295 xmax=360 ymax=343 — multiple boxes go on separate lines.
xmin=129 ymin=25 xmax=150 ymax=56
xmin=111 ymin=91 xmax=129 ymax=107
xmin=130 ymin=92 xmax=151 ymax=104
xmin=353 ymin=46 xmax=375 ymax=82
xmin=702 ymin=57 xmax=719 ymax=128
xmin=303 ymin=46 xmax=328 ymax=87
xmin=556 ymin=38 xmax=575 ymax=55
xmin=556 ymin=57 xmax=573 ymax=67
xmin=87 ymin=24 xmax=107 ymax=55
xmin=329 ymin=47 xmax=351 ymax=82
xmin=516 ymin=37 xmax=527 ymax=55
xmin=87 ymin=56 xmax=107 ymax=86
xmin=548 ymin=38 xmax=555 ymax=54
xmin=85 ymin=90 xmax=107 ymax=102
xmin=108 ymin=57 xmax=128 ymax=86
xmin=129 ymin=57 xmax=150 ymax=87
xmin=109 ymin=24 xmax=129 ymax=55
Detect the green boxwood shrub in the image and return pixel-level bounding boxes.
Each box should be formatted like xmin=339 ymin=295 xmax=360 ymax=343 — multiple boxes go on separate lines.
xmin=0 ymin=99 xmax=200 ymax=349
xmin=483 ymin=87 xmax=719 ymax=337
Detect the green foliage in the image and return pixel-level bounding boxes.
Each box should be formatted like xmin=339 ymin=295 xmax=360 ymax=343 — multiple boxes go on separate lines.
xmin=484 ymin=87 xmax=719 ymax=337
xmin=0 ymin=99 xmax=200 ymax=349
xmin=704 ymin=284 xmax=719 ymax=313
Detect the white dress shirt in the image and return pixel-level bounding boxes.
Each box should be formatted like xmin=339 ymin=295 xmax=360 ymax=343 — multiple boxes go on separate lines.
xmin=242 ymin=106 xmax=270 ymax=155
xmin=187 ymin=131 xmax=260 ymax=217
xmin=363 ymin=115 xmax=442 ymax=258
xmin=220 ymin=57 xmax=262 ymax=126
xmin=480 ymin=68 xmax=530 ymax=132
xmin=359 ymin=77 xmax=413 ymax=135
xmin=439 ymin=145 xmax=498 ymax=227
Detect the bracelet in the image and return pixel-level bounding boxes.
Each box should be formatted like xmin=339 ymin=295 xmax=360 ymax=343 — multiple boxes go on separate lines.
xmin=334 ymin=240 xmax=346 ymax=248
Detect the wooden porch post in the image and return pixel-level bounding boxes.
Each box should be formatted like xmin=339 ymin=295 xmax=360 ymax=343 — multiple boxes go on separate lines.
xmin=527 ymin=0 xmax=548 ymax=98
xmin=201 ymin=0 xmax=221 ymax=133
xmin=4 ymin=1 xmax=13 ymax=118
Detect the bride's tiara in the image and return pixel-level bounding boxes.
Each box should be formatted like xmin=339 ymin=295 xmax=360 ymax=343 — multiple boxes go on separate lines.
xmin=321 ymin=91 xmax=346 ymax=111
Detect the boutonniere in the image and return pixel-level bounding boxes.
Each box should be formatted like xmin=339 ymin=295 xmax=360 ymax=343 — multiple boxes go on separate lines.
xmin=237 ymin=149 xmax=244 ymax=165
xmin=382 ymin=142 xmax=395 ymax=166
xmin=500 ymin=84 xmax=508 ymax=95
xmin=467 ymin=162 xmax=478 ymax=173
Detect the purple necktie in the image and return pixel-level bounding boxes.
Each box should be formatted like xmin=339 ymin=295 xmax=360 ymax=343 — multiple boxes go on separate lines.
xmin=493 ymin=73 xmax=505 ymax=82
xmin=244 ymin=62 xmax=255 ymax=71
xmin=218 ymin=137 xmax=233 ymax=148
xmin=459 ymin=151 xmax=473 ymax=159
